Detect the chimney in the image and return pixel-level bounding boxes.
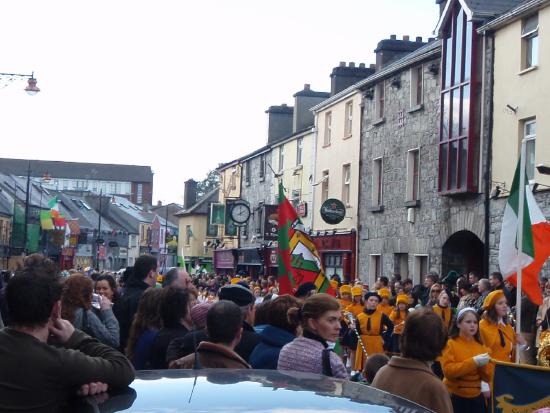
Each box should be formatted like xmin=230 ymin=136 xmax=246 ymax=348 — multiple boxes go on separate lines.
xmin=184 ymin=179 xmax=198 ymax=210
xmin=265 ymin=104 xmax=294 ymax=143
xmin=330 ymin=62 xmax=375 ymax=96
xmin=157 ymin=200 xmax=162 ymax=207
xmin=374 ymin=35 xmax=427 ymax=70
xmin=293 ymin=84 xmax=330 ymax=132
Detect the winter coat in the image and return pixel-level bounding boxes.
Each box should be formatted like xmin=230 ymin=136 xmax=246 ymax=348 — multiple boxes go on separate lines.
xmin=150 ymin=325 xmax=190 ymax=369
xmin=234 ymin=321 xmax=261 ymax=363
xmin=171 ymin=341 xmax=251 ymax=369
xmin=249 ymin=325 xmax=296 ymax=369
xmin=131 ymin=328 xmax=158 ymax=370
xmin=166 ymin=329 xmax=208 ymax=364
xmin=73 ymin=307 xmax=120 ymax=348
xmin=113 ymin=277 xmax=150 ymax=351
xmin=372 ymin=356 xmax=453 ymax=413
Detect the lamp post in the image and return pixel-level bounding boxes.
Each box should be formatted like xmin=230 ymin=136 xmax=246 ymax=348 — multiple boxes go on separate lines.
xmin=0 ymin=72 xmax=40 ymax=95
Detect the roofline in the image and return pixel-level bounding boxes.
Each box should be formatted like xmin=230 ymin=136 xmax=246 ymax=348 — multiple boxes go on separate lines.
xmin=355 ymin=41 xmax=441 ymax=90
xmin=435 ymin=0 xmax=474 ymax=35
xmin=477 ymin=0 xmax=550 ymax=32
xmin=310 ymin=87 xmax=359 ymax=113
xmin=174 ymin=187 xmax=219 ymax=217
xmin=269 ymin=127 xmax=314 ymax=148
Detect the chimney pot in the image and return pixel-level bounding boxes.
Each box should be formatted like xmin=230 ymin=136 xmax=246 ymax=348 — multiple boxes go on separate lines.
xmin=390 ymin=34 xmax=397 ymax=40
xmin=359 ymin=63 xmax=365 ymax=68
xmin=349 ymin=62 xmax=355 ymax=67
xmin=416 ymin=36 xmax=423 ymax=42
xmin=428 ymin=37 xmax=435 ymax=42
xmin=157 ymin=200 xmax=162 ymax=207
xmin=304 ymin=83 xmax=310 ymax=90
xmin=403 ymin=35 xmax=410 ymax=41
xmin=370 ymin=64 xmax=376 ymax=70
xmin=339 ymin=61 xmax=346 ymax=67
xmin=281 ymin=103 xmax=287 ymax=107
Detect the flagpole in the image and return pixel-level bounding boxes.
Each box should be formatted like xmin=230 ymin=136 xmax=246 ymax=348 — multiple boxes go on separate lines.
xmin=515 ymin=138 xmax=527 ymax=364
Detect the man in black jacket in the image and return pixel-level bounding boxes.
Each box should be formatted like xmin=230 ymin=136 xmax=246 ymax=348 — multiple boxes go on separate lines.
xmin=114 ymin=254 xmax=158 ymax=352
xmin=0 ymin=256 xmax=134 ymax=412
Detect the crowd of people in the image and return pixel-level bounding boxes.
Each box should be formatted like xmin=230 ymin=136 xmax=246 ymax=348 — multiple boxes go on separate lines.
xmin=0 ymin=253 xmax=549 ymax=413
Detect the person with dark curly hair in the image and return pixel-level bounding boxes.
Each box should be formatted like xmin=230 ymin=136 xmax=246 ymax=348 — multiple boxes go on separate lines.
xmin=95 ymin=274 xmax=119 ymax=304
xmin=61 ymin=274 xmax=119 ymax=348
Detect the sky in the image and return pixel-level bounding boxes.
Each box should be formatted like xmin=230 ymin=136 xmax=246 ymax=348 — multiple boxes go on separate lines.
xmin=0 ymin=0 xmax=439 ymax=205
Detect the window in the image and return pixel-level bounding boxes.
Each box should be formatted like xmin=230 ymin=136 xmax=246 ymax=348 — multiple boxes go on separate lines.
xmin=245 ymin=161 xmax=251 ymax=186
xmin=413 ymin=255 xmax=429 ymax=285
xmin=344 ymin=101 xmax=353 ymax=137
xmin=372 ymin=158 xmax=383 ymax=206
xmin=185 ymin=225 xmax=192 ymax=246
xmin=256 ymin=207 xmax=263 ymax=235
xmin=324 ymin=111 xmax=332 ymax=146
xmin=522 ymin=14 xmax=539 ymax=69
xmin=395 ymin=253 xmax=409 ymax=278
xmin=296 ymin=138 xmax=303 ymax=166
xmin=137 ymin=184 xmax=143 ymax=204
xmin=524 ymin=120 xmax=536 ymax=181
xmin=324 ymin=254 xmax=343 ymax=280
xmin=439 ymin=4 xmax=477 ymax=194
xmin=370 ymin=254 xmax=381 ymax=280
xmin=321 ymin=170 xmax=329 ymax=202
xmin=410 ymin=66 xmax=423 ymax=107
xmin=406 ymin=149 xmax=420 ymax=201
xmin=278 ymin=147 xmax=284 ymax=172
xmin=291 ymin=189 xmax=301 ymax=209
xmin=376 ymin=82 xmax=385 ymax=119
xmin=342 ymin=164 xmax=351 ymax=206
xmin=63 ymin=180 xmax=69 ymax=190
xmin=259 ymin=155 xmax=266 ymax=180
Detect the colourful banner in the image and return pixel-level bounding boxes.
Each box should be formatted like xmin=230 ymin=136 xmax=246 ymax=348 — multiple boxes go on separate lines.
xmin=40 ymin=210 xmax=54 ymax=230
xmin=492 ymin=360 xmax=550 ymax=413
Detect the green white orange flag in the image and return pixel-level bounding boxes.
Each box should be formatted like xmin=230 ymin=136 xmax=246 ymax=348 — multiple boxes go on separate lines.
xmin=498 ymin=161 xmax=550 ymax=305
xmin=277 ymin=182 xmax=335 ymax=296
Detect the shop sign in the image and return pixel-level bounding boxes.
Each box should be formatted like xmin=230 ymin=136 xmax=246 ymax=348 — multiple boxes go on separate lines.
xmin=98 ymin=245 xmax=106 ymax=260
xmin=75 ymin=244 xmax=93 ymax=257
xmin=238 ymin=249 xmax=261 ymax=265
xmin=320 ymin=199 xmax=346 ymax=225
xmin=263 ymin=204 xmax=278 ymax=241
xmin=296 ymin=202 xmax=307 ymax=218
xmin=118 ymin=247 xmax=128 ymax=258
xmin=214 ymin=249 xmax=235 ymax=269
xmin=269 ymin=248 xmax=278 ymax=267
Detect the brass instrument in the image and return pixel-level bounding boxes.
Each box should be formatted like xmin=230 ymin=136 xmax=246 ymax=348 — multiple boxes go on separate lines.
xmin=537 ymin=331 xmax=550 ymax=367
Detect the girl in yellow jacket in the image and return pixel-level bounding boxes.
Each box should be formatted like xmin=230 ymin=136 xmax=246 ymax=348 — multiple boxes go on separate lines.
xmin=388 ymin=294 xmax=408 ymax=355
xmin=479 ymin=290 xmax=526 ymax=382
xmin=441 ymin=307 xmax=491 ymax=413
xmin=345 ymin=286 xmax=364 ymax=317
xmin=433 ymin=288 xmax=454 ymax=330
xmin=377 ymin=288 xmax=394 ymax=317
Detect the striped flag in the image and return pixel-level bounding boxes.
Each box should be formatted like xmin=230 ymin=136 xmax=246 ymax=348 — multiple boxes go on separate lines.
xmin=277 ymin=182 xmax=334 ymax=296
xmin=498 ymin=161 xmax=550 ymax=305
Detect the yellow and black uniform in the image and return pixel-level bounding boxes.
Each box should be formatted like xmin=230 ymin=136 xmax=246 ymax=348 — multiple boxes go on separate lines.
xmin=433 ymin=304 xmax=454 ymax=330
xmin=354 ymin=309 xmax=393 ymax=371
xmin=346 ymin=302 xmax=364 ymax=317
xmin=377 ymin=303 xmax=394 ymax=318
xmin=441 ymin=335 xmax=491 ymax=412
xmin=388 ymin=309 xmax=407 ymax=355
xmin=377 ymin=289 xmax=393 ymax=317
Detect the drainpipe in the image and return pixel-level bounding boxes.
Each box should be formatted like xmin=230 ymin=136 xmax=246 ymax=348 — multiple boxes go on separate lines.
xmin=310 ymin=114 xmax=319 ymax=231
xmin=482 ymin=30 xmax=495 ymax=277
xmin=356 ymin=95 xmax=365 ymax=283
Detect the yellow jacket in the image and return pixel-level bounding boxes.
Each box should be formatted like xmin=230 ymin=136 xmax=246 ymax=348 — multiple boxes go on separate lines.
xmin=389 ymin=309 xmax=407 ymax=334
xmin=346 ymin=302 xmax=364 ymax=317
xmin=479 ymin=319 xmax=515 ymax=363
xmin=440 ymin=336 xmax=491 ymax=398
xmin=378 ymin=303 xmax=394 ymax=317
xmin=432 ymin=304 xmax=453 ymax=330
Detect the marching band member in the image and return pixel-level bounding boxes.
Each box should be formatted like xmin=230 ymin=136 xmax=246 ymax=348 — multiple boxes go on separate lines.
xmin=338 ymin=285 xmax=353 ymax=310
xmin=377 ymin=288 xmax=394 ymax=317
xmin=433 ymin=288 xmax=454 ymax=330
xmin=388 ymin=294 xmax=408 ymax=355
xmin=345 ymin=287 xmax=364 ymax=317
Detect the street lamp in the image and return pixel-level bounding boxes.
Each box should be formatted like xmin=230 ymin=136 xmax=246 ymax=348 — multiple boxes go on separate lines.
xmin=0 ymin=72 xmax=40 ymax=95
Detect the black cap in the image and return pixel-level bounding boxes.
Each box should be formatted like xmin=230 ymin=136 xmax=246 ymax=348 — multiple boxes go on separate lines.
xmin=219 ymin=284 xmax=255 ymax=306
xmin=295 ymin=282 xmax=317 ymax=298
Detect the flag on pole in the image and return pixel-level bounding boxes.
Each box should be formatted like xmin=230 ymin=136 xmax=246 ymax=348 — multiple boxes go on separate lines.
xmin=277 ymin=182 xmax=335 ymax=296
xmin=498 ymin=161 xmax=550 ymax=305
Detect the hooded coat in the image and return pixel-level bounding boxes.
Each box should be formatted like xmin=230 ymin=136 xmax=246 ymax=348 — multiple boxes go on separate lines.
xmin=249 ymin=325 xmax=296 ymax=369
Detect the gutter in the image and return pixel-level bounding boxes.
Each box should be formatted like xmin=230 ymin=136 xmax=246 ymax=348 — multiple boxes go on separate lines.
xmin=477 ymin=0 xmax=550 ymax=33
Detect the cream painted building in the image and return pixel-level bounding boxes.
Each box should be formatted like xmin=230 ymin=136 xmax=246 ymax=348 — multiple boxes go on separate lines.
xmin=271 ymin=128 xmax=314 ymax=229
xmin=488 ymin=1 xmax=550 ymax=189
xmin=311 ymin=89 xmax=363 ymax=231
xmin=216 ymin=161 xmax=242 ymax=249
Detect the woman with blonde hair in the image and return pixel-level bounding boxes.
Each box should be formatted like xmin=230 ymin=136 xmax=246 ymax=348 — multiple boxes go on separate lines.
xmin=61 ymin=273 xmax=119 ymax=348
xmin=126 ymin=288 xmax=165 ymax=369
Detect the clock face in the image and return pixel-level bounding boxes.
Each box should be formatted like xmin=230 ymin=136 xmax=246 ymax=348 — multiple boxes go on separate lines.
xmin=230 ymin=202 xmax=251 ymax=224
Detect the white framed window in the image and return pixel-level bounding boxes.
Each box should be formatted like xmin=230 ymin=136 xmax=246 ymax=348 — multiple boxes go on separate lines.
xmin=376 ymin=82 xmax=385 ymax=119
xmin=524 ymin=119 xmax=536 ymax=182
xmin=321 ymin=170 xmax=329 ymax=202
xmin=342 ymin=164 xmax=351 ymax=206
xmin=185 ymin=225 xmax=192 ymax=246
xmin=278 ymin=147 xmax=285 ymax=172
xmin=413 ymin=254 xmax=429 ymax=285
xmin=372 ymin=158 xmax=383 ymax=206
xmin=245 ymin=161 xmax=251 ymax=186
xmin=291 ymin=189 xmax=301 ymax=208
xmin=395 ymin=253 xmax=409 ymax=278
xmin=324 ymin=111 xmax=332 ymax=146
xmin=137 ymin=183 xmax=143 ymax=204
xmin=410 ymin=66 xmax=423 ymax=107
xmin=370 ymin=254 xmax=381 ymax=280
xmin=259 ymin=155 xmax=266 ymax=181
xmin=296 ymin=138 xmax=303 ymax=166
xmin=406 ymin=149 xmax=420 ymax=201
xmin=522 ymin=14 xmax=539 ymax=69
xmin=344 ymin=101 xmax=353 ymax=137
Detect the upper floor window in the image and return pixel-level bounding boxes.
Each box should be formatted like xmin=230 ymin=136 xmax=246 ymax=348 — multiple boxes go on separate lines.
xmin=344 ymin=101 xmax=353 ymax=137
xmin=321 ymin=170 xmax=329 ymax=202
xmin=342 ymin=164 xmax=351 ymax=206
xmin=245 ymin=161 xmax=251 ymax=186
xmin=524 ymin=119 xmax=536 ymax=182
xmin=372 ymin=158 xmax=383 ymax=206
xmin=376 ymin=82 xmax=385 ymax=119
xmin=259 ymin=155 xmax=266 ymax=180
xmin=522 ymin=14 xmax=539 ymax=69
xmin=278 ymin=147 xmax=285 ymax=172
xmin=410 ymin=66 xmax=423 ymax=107
xmin=406 ymin=149 xmax=420 ymax=201
xmin=439 ymin=4 xmax=478 ymax=194
xmin=324 ymin=112 xmax=332 ymax=146
xmin=137 ymin=183 xmax=143 ymax=204
xmin=296 ymin=138 xmax=303 ymax=166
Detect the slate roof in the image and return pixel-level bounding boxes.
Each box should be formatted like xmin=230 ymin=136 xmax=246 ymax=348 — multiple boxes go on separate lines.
xmin=0 ymin=190 xmax=12 ymax=217
xmin=0 ymin=158 xmax=154 ymax=183
xmin=175 ymin=188 xmax=219 ymax=217
xmin=464 ymin=0 xmax=526 ymax=17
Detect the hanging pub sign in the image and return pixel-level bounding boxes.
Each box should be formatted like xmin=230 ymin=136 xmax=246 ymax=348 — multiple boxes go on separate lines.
xmin=263 ymin=204 xmax=278 ymax=241
xmin=320 ymin=198 xmax=346 ymax=225
xmin=210 ymin=203 xmax=225 ymax=226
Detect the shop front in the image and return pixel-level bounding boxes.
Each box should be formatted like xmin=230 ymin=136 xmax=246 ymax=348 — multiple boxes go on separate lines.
xmin=236 ymin=248 xmax=263 ymax=278
xmin=312 ymin=230 xmax=356 ymax=283
xmin=213 ymin=249 xmax=236 ymax=275
xmin=265 ymin=247 xmax=278 ymax=277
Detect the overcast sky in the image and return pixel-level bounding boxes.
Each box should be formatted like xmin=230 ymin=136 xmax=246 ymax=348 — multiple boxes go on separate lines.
xmin=0 ymin=0 xmax=438 ymax=205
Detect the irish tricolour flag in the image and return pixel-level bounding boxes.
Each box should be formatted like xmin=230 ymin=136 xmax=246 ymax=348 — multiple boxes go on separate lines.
xmin=498 ymin=161 xmax=550 ymax=305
